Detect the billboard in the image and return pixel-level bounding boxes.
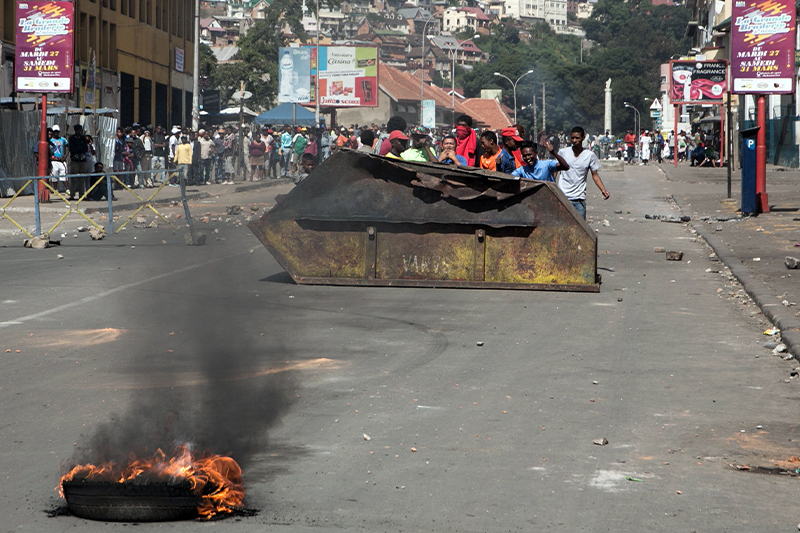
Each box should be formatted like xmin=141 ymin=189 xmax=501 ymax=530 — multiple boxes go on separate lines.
xmin=278 ymin=47 xmax=311 ymax=104
xmin=422 ymin=99 xmax=435 ymax=128
xmin=731 ymin=0 xmax=796 ymax=94
xmin=15 ymin=1 xmax=74 ymax=93
xmin=315 ymin=46 xmax=378 ymax=107
xmin=669 ymin=60 xmax=727 ymax=104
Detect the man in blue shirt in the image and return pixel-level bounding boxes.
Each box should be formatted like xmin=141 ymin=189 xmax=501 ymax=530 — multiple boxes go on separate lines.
xmin=512 ymin=140 xmax=569 ymax=182
xmin=279 ymin=126 xmax=293 ymax=177
xmin=437 ymin=135 xmax=467 ymax=166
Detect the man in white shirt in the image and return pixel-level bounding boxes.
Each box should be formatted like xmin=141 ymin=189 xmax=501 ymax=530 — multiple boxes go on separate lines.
xmin=557 ymin=126 xmax=610 ymax=219
xmin=639 ymin=131 xmax=651 ymax=166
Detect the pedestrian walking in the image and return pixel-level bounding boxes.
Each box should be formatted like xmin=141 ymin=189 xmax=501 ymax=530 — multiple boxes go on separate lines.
xmin=67 ymin=124 xmax=90 ymax=200
xmin=556 ymin=126 xmax=610 ymax=219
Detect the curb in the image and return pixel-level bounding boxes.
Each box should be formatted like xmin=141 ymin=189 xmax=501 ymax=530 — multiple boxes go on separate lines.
xmin=1 ymin=178 xmax=294 ymax=216
xmin=671 ymin=194 xmax=800 ymax=357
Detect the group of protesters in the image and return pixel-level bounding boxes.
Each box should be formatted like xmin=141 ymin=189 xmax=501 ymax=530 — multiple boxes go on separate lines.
xmin=38 ymin=115 xmax=611 ymax=217
xmin=323 ymin=114 xmax=609 ymax=219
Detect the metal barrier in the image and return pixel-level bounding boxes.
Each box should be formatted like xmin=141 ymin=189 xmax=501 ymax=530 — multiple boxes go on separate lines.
xmin=0 ymin=168 xmax=194 ymax=239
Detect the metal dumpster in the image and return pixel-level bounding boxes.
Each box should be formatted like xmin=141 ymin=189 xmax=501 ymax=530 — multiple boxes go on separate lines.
xmin=248 ymin=150 xmax=599 ymax=291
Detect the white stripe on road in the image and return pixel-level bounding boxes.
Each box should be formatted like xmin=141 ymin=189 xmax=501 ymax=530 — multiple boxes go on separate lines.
xmin=0 ymin=249 xmax=250 ymax=328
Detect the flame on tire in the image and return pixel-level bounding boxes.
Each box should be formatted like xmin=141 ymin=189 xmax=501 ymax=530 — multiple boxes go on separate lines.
xmin=58 ymin=443 xmax=244 ymax=519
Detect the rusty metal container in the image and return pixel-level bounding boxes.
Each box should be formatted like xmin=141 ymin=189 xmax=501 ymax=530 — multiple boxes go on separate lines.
xmin=248 ymin=150 xmax=599 ymax=291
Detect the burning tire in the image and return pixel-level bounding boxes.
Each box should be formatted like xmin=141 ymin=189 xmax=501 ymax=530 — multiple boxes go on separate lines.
xmin=62 ymin=480 xmax=202 ymax=522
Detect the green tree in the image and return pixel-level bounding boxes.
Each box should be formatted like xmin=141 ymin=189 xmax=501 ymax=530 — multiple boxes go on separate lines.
xmin=459 ymin=1 xmax=688 ymax=134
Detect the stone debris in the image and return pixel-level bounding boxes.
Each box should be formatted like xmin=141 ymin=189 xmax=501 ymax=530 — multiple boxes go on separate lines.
xmin=602 ymin=219 xmax=610 ymax=227
xmin=227 ymin=205 xmax=242 ymax=215
xmin=89 ymin=227 xmax=106 ymax=240
xmin=593 ymin=438 xmax=608 ymax=446
xmin=654 ymin=246 xmax=666 ymax=253
xmin=135 ymin=216 xmax=147 ymax=224
xmin=23 ymin=235 xmax=51 ymax=249
xmin=785 ymin=256 xmax=800 ymax=270
xmin=644 ymin=214 xmax=690 ymax=223
xmin=666 ymin=251 xmax=684 ymax=261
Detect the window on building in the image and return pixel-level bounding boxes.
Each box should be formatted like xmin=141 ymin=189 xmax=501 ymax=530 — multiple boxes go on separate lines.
xmin=139 ymin=0 xmax=145 ymax=22
xmin=101 ymin=21 xmax=109 ymax=67
xmin=79 ymin=13 xmax=88 ymax=60
xmin=120 ymin=73 xmax=135 ymax=126
xmin=139 ymin=77 xmax=152 ymax=125
xmin=176 ymin=0 xmax=183 ymax=38
xmin=129 ymin=0 xmax=136 ymax=19
xmin=109 ymin=23 xmax=117 ymax=70
xmin=186 ymin=0 xmax=193 ymax=41
xmin=155 ymin=0 xmax=162 ymax=29
xmin=89 ymin=16 xmax=97 ymax=55
xmin=121 ymin=0 xmax=127 ymax=15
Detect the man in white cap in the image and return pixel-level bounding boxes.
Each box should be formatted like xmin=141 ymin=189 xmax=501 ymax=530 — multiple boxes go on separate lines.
xmin=50 ymin=125 xmax=69 ymax=194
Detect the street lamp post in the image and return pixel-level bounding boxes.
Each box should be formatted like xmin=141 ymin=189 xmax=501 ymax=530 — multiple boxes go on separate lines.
xmin=493 ymin=70 xmax=534 ymax=124
xmin=419 ymin=14 xmax=436 ymax=123
xmin=623 ymin=101 xmax=640 ymax=141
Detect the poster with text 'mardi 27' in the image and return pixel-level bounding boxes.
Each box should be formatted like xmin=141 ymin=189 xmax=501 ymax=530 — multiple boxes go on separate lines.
xmin=15 ymin=1 xmax=74 ymax=93
xmin=313 ymin=46 xmax=378 ymax=107
xmin=731 ymin=0 xmax=796 ymax=94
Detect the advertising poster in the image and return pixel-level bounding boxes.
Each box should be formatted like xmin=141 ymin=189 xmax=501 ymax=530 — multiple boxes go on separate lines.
xmin=278 ymin=47 xmax=311 ymax=104
xmin=15 ymin=0 xmax=74 ymax=93
xmin=422 ymin=100 xmax=436 ymax=129
xmin=175 ymin=48 xmax=184 ymax=72
xmin=731 ymin=0 xmax=796 ymax=94
xmin=669 ymin=60 xmax=727 ymax=104
xmin=316 ymin=46 xmax=378 ymax=107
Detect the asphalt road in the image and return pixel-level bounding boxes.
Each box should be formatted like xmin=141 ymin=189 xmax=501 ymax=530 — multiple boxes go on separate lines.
xmin=1 ymin=168 xmax=799 ymax=532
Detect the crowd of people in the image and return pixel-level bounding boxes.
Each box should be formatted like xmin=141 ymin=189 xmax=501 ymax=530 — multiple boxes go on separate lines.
xmin=319 ymin=114 xmax=609 ymax=219
xmin=36 ymin=114 xmax=615 ymax=218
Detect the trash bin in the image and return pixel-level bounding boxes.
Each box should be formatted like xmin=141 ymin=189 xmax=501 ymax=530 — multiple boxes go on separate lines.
xmin=740 ymin=126 xmax=759 ymax=215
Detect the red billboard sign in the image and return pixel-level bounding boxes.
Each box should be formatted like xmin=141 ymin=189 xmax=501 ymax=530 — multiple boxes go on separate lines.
xmin=15 ymin=1 xmax=74 ymax=93
xmin=731 ymin=0 xmax=796 ymax=94
xmin=669 ymin=60 xmax=728 ymax=104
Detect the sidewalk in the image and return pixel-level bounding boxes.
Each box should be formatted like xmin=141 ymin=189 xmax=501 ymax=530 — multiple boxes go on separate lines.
xmin=0 ymin=177 xmax=293 ymax=236
xmin=659 ymin=161 xmax=800 ymax=356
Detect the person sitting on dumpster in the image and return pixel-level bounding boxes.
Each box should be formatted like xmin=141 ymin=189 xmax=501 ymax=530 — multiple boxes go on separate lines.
xmin=437 ymin=135 xmax=467 ymax=166
xmin=385 ymin=130 xmax=408 ymax=159
xmin=298 ymin=153 xmax=317 ymax=181
xmin=511 ymin=140 xmax=569 ymax=182
xmin=401 ymin=126 xmax=436 ymax=162
xmin=479 ymin=131 xmax=515 ymax=174
xmin=500 ymin=127 xmax=524 ymax=168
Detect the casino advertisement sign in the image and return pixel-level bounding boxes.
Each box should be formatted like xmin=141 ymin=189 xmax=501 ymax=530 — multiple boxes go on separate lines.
xmin=314 ymin=46 xmax=378 ymax=107
xmin=731 ymin=0 xmax=796 ymax=94
xmin=669 ymin=60 xmax=727 ymax=104
xmin=15 ymin=1 xmax=74 ymax=93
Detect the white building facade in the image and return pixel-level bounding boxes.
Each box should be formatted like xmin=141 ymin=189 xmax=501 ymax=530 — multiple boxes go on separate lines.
xmin=502 ymin=0 xmax=567 ymax=29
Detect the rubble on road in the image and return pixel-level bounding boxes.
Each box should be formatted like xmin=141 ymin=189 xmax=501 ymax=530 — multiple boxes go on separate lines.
xmin=89 ymin=227 xmax=106 ymax=240
xmin=23 ymin=234 xmax=54 ymax=249
xmin=666 ymin=251 xmax=684 ymax=261
xmin=227 ymin=205 xmax=242 ymax=215
xmin=644 ymin=214 xmax=691 ymax=223
xmin=785 ymin=256 xmax=800 ymax=270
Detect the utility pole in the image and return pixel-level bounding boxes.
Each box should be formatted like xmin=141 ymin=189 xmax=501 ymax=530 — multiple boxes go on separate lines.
xmin=542 ymin=83 xmax=546 ymax=132
xmin=532 ymin=96 xmax=537 ymax=134
xmin=191 ymin=0 xmax=200 ymax=130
